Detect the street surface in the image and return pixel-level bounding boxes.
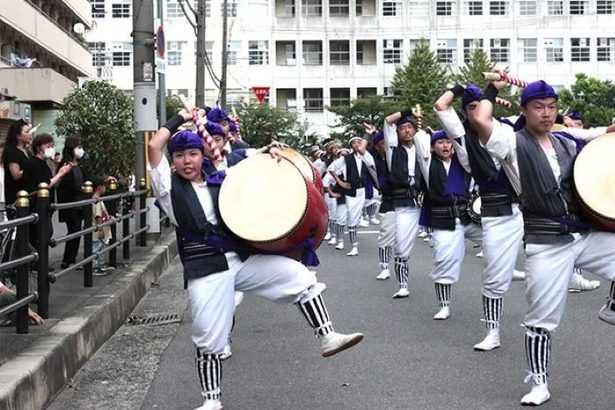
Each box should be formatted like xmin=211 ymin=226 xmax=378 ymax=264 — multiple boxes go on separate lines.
xmin=47 ymin=228 xmax=614 ymax=410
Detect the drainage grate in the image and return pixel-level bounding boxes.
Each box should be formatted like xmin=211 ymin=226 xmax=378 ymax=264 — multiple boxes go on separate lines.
xmin=126 ymin=312 xmax=181 ymax=326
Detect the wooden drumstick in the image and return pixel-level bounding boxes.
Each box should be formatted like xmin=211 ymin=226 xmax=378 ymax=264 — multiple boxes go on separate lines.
xmin=482 ymin=72 xmax=528 ymax=88
xmin=411 ymin=104 xmax=424 ymax=129
xmin=178 ymin=95 xmax=222 ymax=161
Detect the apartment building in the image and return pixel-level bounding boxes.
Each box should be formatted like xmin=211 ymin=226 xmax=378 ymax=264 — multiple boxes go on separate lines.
xmin=86 ymin=0 xmax=615 ymax=136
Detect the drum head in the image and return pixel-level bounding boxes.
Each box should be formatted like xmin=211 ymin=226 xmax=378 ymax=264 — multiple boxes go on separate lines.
xmin=219 ymin=154 xmax=308 ymax=242
xmin=280 ymin=147 xmax=315 ymax=182
xmin=574 ymin=133 xmax=615 ymax=221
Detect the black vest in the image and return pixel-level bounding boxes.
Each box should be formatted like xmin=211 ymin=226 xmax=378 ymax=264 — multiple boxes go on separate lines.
xmin=374 ymin=151 xmax=394 ymax=213
xmin=381 ymin=145 xmax=422 ymax=208
xmin=343 ymin=153 xmax=366 ymax=196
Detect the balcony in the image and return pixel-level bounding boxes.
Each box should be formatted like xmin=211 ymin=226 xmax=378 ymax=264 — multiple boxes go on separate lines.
xmin=0 ymin=68 xmax=76 ymax=105
xmin=59 ymin=0 xmax=92 ymax=26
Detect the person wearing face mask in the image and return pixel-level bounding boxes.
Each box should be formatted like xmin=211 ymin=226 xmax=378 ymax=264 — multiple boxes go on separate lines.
xmin=2 ymin=120 xmax=33 ymax=216
xmin=23 ymin=133 xmax=72 ymax=248
xmin=57 ymin=135 xmax=88 ymax=269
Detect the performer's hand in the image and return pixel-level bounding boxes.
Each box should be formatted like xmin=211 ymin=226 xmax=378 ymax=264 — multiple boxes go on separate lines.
xmin=607 ymin=123 xmax=615 ymax=133
xmin=267 ymin=146 xmax=285 ymax=162
xmin=338 ymin=180 xmax=351 ymax=190
xmin=363 ymin=123 xmax=377 ymax=134
xmin=490 ymin=69 xmax=508 ymax=90
xmin=329 ymin=192 xmax=341 ymax=198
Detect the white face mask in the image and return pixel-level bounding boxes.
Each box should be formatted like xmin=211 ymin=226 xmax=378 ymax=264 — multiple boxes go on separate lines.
xmin=44 ymin=147 xmax=55 ymax=159
xmin=74 ymin=147 xmax=84 ymax=159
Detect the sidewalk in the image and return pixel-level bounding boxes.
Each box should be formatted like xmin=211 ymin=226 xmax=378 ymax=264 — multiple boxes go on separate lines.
xmin=0 ymin=215 xmax=178 ymax=410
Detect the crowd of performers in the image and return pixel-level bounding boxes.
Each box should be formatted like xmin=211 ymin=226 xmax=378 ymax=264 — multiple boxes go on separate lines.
xmin=148 ymin=76 xmax=615 ymax=409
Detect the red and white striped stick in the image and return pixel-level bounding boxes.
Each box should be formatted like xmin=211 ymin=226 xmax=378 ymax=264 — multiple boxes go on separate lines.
xmin=483 ymin=71 xmax=528 ymax=88
xmin=179 ymin=95 xmax=222 ymax=161
xmin=495 ymin=97 xmax=512 ymax=109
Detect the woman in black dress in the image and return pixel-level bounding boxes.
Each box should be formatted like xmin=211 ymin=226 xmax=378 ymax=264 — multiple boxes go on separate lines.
xmin=2 ymin=120 xmax=32 ymax=215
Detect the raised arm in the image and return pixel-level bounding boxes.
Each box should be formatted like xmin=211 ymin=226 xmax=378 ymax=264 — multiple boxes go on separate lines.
xmin=148 ymin=111 xmax=193 ymax=168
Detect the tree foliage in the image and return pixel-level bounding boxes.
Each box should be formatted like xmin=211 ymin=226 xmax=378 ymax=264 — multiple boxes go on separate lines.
xmin=558 ymin=73 xmax=615 ymax=127
xmin=165 ymin=95 xmax=185 ymax=121
xmin=390 ymin=39 xmax=451 ymax=127
xmin=236 ymin=101 xmax=306 ymax=150
xmin=55 ymin=80 xmax=135 ymax=184
xmin=326 ymin=95 xmax=399 ymax=140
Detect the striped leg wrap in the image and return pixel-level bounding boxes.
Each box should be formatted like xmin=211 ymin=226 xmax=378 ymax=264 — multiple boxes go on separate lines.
xmin=195 ymin=348 xmax=222 ymax=400
xmin=607 ymin=281 xmax=615 ymax=311
xmin=435 ymin=283 xmax=451 ymax=307
xmin=378 ymin=246 xmax=391 ymax=270
xmin=348 ymin=226 xmax=358 ymax=246
xmin=336 ymin=224 xmax=344 ymax=242
xmin=524 ymin=327 xmax=551 ymax=385
xmin=328 ymin=220 xmax=336 ymax=237
xmin=482 ymin=296 xmax=502 ymax=330
xmin=296 ymin=293 xmax=334 ymax=337
xmin=394 ymin=258 xmax=409 ymax=288
xmin=368 ymin=203 xmax=379 ymax=217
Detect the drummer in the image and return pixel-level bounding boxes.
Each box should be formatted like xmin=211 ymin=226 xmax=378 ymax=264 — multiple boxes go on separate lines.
xmin=480 ymin=79 xmax=615 ymax=406
xmin=148 ymin=111 xmax=363 ymax=410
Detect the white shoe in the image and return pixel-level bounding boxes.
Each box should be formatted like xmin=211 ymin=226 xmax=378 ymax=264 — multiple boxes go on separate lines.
xmin=433 ymin=306 xmax=450 ymax=320
xmin=376 ymin=269 xmax=390 ymax=280
xmin=569 ymin=273 xmax=600 ymax=292
xmin=335 ymin=241 xmax=344 ymax=250
xmin=512 ymin=269 xmax=525 ymax=281
xmin=476 ymin=250 xmax=484 ymax=258
xmin=473 ymin=329 xmax=501 ymax=351
xmin=520 ymin=383 xmax=550 ymax=406
xmin=598 ymin=304 xmax=615 ymax=325
xmin=324 ymin=231 xmax=331 ymax=241
xmin=194 ymin=399 xmax=224 ymax=410
xmin=219 ymin=343 xmax=232 ymax=361
xmin=423 ymin=236 xmax=430 ymax=242
xmin=327 ymin=236 xmax=337 ymax=245
xmin=392 ymin=288 xmax=409 ymax=299
xmin=418 ymin=231 xmax=428 ymax=238
xmin=369 ymin=217 xmax=380 ymax=225
xmin=346 ymin=247 xmax=359 ymax=256
xmin=320 ymin=331 xmax=364 ymax=357
xmin=359 ymin=218 xmax=369 ymax=227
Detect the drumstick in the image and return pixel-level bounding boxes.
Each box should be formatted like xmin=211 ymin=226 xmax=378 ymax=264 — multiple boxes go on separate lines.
xmin=178 ymin=94 xmax=222 ymax=161
xmin=411 ymin=104 xmax=424 ymax=129
xmin=495 ymin=97 xmax=512 ymax=109
xmin=482 ymin=72 xmax=528 ymax=88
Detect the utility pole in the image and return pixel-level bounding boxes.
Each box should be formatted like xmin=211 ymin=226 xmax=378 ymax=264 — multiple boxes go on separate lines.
xmin=157 ymin=0 xmax=166 ymax=123
xmin=220 ymin=0 xmax=228 ymax=106
xmin=132 ymin=0 xmax=156 ymax=186
xmin=195 ymin=0 xmax=206 ymax=106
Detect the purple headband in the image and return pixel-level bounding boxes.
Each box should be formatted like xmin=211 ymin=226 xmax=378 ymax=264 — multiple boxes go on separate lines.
xmin=228 ymin=121 xmax=238 ymax=133
xmin=567 ymin=110 xmax=583 ymax=121
xmin=168 ymin=130 xmax=204 ymax=154
xmin=205 ymin=121 xmax=226 ymax=137
xmin=461 ymin=83 xmax=484 ymax=109
xmin=372 ymin=131 xmax=384 ymax=145
xmin=430 ymin=129 xmax=449 ymax=144
xmin=207 ymin=107 xmax=230 ymax=123
xmin=521 ymin=80 xmax=558 ymax=106
xmin=396 ymin=116 xmax=417 ymax=128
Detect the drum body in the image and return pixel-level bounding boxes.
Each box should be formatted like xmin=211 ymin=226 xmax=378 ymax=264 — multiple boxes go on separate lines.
xmin=468 ymin=195 xmax=482 ymax=224
xmin=219 ymin=152 xmax=327 ymax=257
xmin=279 ymin=147 xmax=324 ymax=194
xmin=573 ymin=133 xmax=615 ymax=232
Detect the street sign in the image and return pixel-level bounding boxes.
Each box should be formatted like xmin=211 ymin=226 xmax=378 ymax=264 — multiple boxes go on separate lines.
xmin=156 ymin=26 xmax=165 ymax=59
xmin=252 ymin=86 xmax=270 ymax=103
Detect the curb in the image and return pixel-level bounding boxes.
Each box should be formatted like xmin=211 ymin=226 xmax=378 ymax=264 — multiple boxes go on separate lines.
xmin=0 ymin=234 xmax=178 ymax=410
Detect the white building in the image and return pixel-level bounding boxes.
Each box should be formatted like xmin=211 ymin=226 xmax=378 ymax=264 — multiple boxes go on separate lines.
xmin=86 ymin=0 xmax=615 ymax=137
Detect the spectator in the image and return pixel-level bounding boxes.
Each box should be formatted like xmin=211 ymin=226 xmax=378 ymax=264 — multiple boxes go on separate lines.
xmin=56 ymin=135 xmax=87 ymax=269
xmin=0 ymin=279 xmax=44 ymax=326
xmin=91 ymin=176 xmax=114 ymax=274
xmin=2 ymin=120 xmax=32 ymax=215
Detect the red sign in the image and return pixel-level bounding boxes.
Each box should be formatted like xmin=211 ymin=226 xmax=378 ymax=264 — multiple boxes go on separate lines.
xmin=252 ymin=86 xmax=270 ymax=103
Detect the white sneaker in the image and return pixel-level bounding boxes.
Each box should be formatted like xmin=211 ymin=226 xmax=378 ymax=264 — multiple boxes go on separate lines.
xmin=569 ymin=273 xmax=600 ymax=292
xmin=320 ymin=332 xmax=364 ymax=357
xmin=473 ymin=329 xmax=501 ymax=351
xmin=520 ymin=383 xmax=550 ymax=406
xmin=219 ymin=343 xmax=232 ymax=361
xmin=194 ymin=399 xmax=224 ymax=410
xmin=369 ymin=217 xmax=380 ymax=225
xmin=418 ymin=231 xmax=428 ymax=238
xmin=376 ymin=269 xmax=390 ymax=280
xmin=392 ymin=288 xmax=409 ymax=299
xmin=423 ymin=236 xmax=430 ymax=242
xmin=335 ymin=241 xmax=344 ymax=250
xmin=359 ymin=218 xmax=369 ymax=227
xmin=512 ymin=269 xmax=526 ymax=281
xmin=476 ymin=250 xmax=484 ymax=258
xmin=598 ymin=304 xmax=615 ymax=326
xmin=346 ymin=247 xmax=359 ymax=256
xmin=327 ymin=236 xmax=337 ymax=245
xmin=433 ymin=306 xmax=450 ymax=320
xmin=324 ymin=231 xmax=331 ymax=241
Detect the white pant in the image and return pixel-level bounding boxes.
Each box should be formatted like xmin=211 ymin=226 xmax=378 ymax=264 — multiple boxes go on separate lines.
xmin=325 ymin=195 xmax=337 ymax=222
xmin=378 ymin=211 xmax=396 ymax=248
xmin=337 ymin=189 xmax=365 ymax=227
xmin=480 ymin=204 xmax=524 ymax=298
xmin=394 ymin=206 xmax=421 ymax=259
xmin=188 ymin=253 xmax=319 ymax=353
xmin=523 ymin=231 xmax=615 ymax=331
xmin=430 ymin=219 xmax=482 ymax=284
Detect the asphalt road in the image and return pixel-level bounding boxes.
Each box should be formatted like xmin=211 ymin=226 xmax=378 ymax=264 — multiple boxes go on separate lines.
xmin=47 ymin=227 xmax=615 ymax=410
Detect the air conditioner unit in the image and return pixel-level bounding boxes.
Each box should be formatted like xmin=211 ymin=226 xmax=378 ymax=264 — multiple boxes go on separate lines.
xmin=287 ymin=58 xmax=296 ymax=65
xmin=600 ymin=38 xmax=608 ymax=46
xmin=579 ymin=38 xmax=587 ymax=46
xmin=437 ymin=40 xmax=447 ymax=47
xmin=0 ymin=100 xmax=31 ymax=122
xmin=287 ymin=99 xmax=297 ymax=109
xmin=493 ymin=39 xmax=501 ymax=47
xmin=544 ymin=40 xmax=554 ymax=46
xmin=386 ymin=40 xmax=394 ymax=48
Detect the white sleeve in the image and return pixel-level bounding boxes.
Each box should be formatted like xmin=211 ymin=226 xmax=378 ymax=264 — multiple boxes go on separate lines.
xmin=361 ymin=151 xmax=375 ymax=168
xmin=563 ymin=126 xmax=608 ymax=141
xmin=148 ymin=156 xmax=177 ymax=226
xmin=322 ymin=172 xmax=334 ymax=188
xmin=484 ymin=123 xmax=521 ymax=195
xmin=383 ymin=121 xmax=397 ymax=171
xmin=329 ymin=156 xmax=346 ymax=176
xmin=413 ymin=129 xmax=431 ymax=162
xmin=434 ymin=107 xmax=466 ymax=139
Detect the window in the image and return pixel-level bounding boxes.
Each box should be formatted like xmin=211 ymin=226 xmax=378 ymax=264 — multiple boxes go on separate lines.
xmin=467 ymin=1 xmax=482 ymax=15
xmin=330 ymin=0 xmax=349 ymax=16
xmin=167 ymin=89 xmax=189 ymax=97
xmin=436 ymin=1 xmax=455 ymax=15
xmin=281 ymin=0 xmax=296 ymax=17
xmin=597 ymin=38 xmax=615 ymax=62
xmin=518 ymin=1 xmax=536 ymax=15
xmin=221 ymin=0 xmax=238 ymax=17
xmin=330 ymin=88 xmax=350 ymax=106
xmin=409 ymin=39 xmax=422 ymax=57
xmin=91 ymin=0 xmax=105 ymax=18
xmin=112 ymin=52 xmax=130 ymax=66
xmin=569 ymin=1 xmax=587 ymax=14
xmin=302 ymin=0 xmax=322 ymax=16
xmin=89 ymin=42 xmax=106 ymax=66
xmin=111 ymin=3 xmax=131 ymax=18
xmin=276 ymin=41 xmax=296 ymax=65
xmin=227 ymin=41 xmax=241 ymax=65
xmin=463 ymin=38 xmax=483 ymax=62
xmin=168 ymin=41 xmax=186 ymax=66
xmin=357 ymin=87 xmax=377 ymax=98
xmin=356 ymin=40 xmax=376 ymax=64
xmin=489 ymin=1 xmax=508 ymax=15
xmin=436 ymin=39 xmax=457 ymax=64
xmin=571 ymin=38 xmax=590 ymax=62
xmin=167 ymin=0 xmax=184 ymax=18
xmin=205 ymin=41 xmax=214 ymax=62
xmin=303 ymin=41 xmax=323 ymax=65
xmin=544 ymin=38 xmax=564 ymax=62
xmin=304 ymin=88 xmax=323 ymax=112
xmin=490 ymin=38 xmax=509 ymax=62
xmin=249 ymin=41 xmax=269 ymax=65
xmin=356 ymin=0 xmax=363 ymax=15
xmin=382 ymin=1 xmax=400 ymax=16
xmin=546 ymin=1 xmax=563 ymax=15
xmin=330 ymin=40 xmax=350 ymax=65
xmin=597 ymin=1 xmax=615 ymax=14
xmin=383 ymin=39 xmax=402 ymax=64
xmin=518 ymin=38 xmax=537 ymax=62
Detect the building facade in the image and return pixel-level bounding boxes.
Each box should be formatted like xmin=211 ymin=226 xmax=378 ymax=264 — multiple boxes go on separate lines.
xmin=86 ymin=0 xmax=615 ymax=136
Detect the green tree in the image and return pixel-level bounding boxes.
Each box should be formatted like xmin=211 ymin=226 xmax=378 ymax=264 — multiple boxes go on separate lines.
xmin=390 ymin=39 xmax=451 ymax=127
xmin=236 ymin=101 xmax=306 ymax=149
xmin=165 ymin=95 xmax=184 ymax=121
xmin=55 ymin=80 xmax=135 ymax=184
xmin=326 ymin=95 xmax=399 ymax=141
xmin=558 ymin=73 xmax=615 ymax=127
